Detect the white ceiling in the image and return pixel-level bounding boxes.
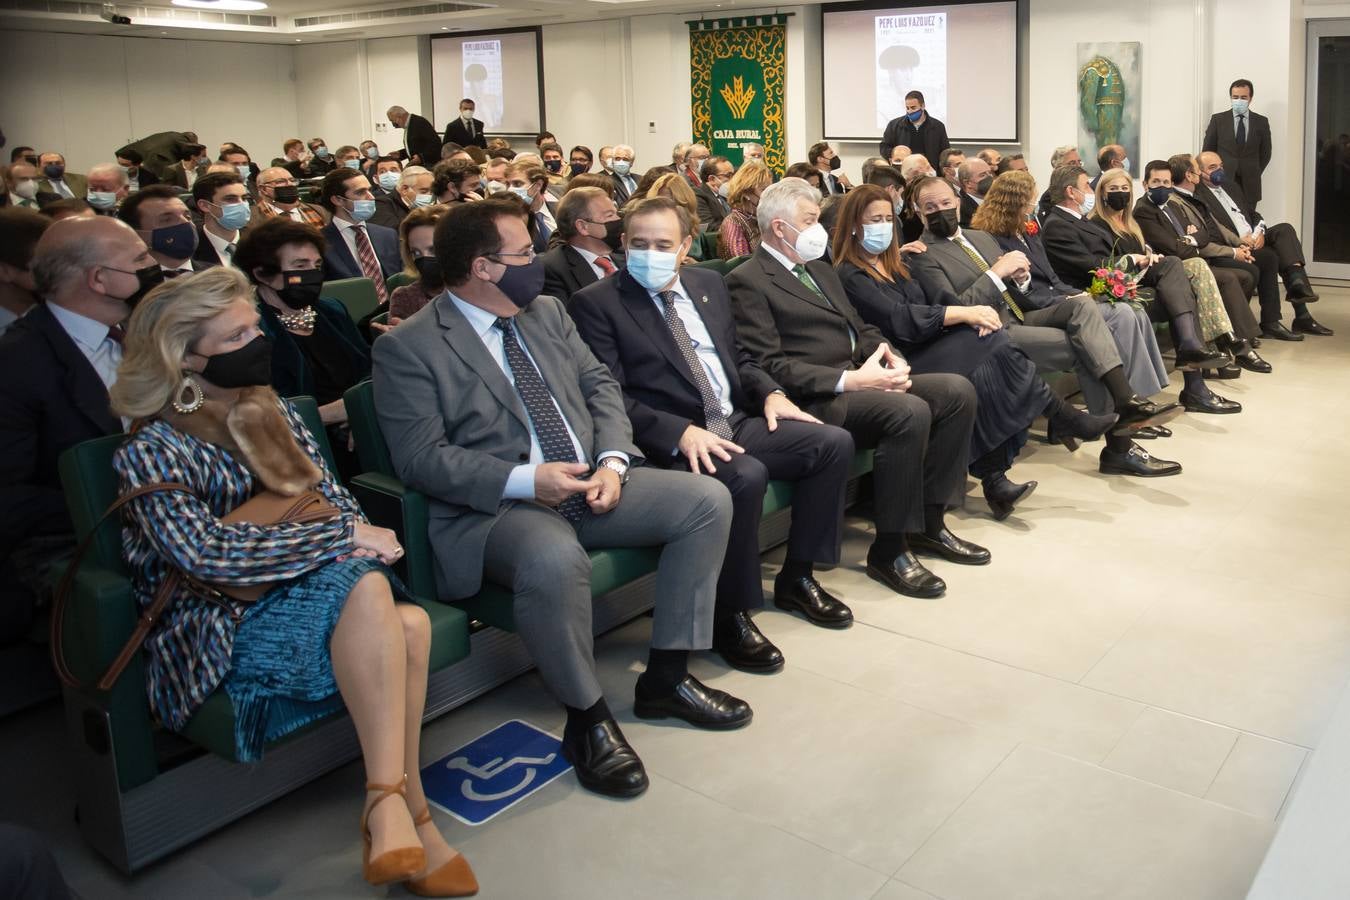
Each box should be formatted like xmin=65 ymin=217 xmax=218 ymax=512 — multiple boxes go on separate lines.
xmin=0 ymin=0 xmax=803 ymax=44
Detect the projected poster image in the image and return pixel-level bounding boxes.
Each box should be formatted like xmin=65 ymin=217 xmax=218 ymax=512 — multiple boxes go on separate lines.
xmin=875 ymin=12 xmax=947 ymax=130
xmin=462 ymin=40 xmax=504 ymax=129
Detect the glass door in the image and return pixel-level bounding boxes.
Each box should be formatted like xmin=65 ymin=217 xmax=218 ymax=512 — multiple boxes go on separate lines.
xmin=1304 ymin=21 xmax=1350 ymax=279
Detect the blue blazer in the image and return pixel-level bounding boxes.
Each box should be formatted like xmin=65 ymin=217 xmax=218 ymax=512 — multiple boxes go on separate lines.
xmin=320 ymin=220 xmax=401 ymax=285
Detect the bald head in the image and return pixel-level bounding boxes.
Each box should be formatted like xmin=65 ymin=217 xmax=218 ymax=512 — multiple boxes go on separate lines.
xmin=33 ymin=216 xmax=153 ymax=322
xmin=900 ymin=154 xmax=931 ymax=182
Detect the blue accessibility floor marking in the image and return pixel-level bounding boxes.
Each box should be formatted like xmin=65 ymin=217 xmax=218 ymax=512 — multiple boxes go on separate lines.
xmin=421 ymin=719 xmax=574 ymax=826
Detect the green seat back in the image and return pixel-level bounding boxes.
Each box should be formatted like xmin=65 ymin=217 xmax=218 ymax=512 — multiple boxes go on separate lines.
xmin=285 ymin=395 xmax=337 ymax=474
xmin=322 ymin=278 xmax=380 ymax=324
xmin=371 ymin=311 xmax=389 ymax=328
xmin=344 ymin=380 xmax=395 ymax=477
xmin=691 ymin=258 xmax=733 ymax=276
xmin=386 ymin=271 xmax=415 ymax=291
xmin=699 ymin=230 xmax=720 ymax=259
xmin=726 ymin=255 xmax=750 ymax=271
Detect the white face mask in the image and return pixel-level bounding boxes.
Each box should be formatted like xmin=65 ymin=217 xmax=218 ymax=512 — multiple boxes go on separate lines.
xmin=13 ymin=180 xmax=38 ymax=200
xmin=460 ymin=109 xmax=474 ymax=121
xmin=717 ymin=181 xmax=730 ymax=199
xmin=783 ymin=221 xmax=829 ymax=262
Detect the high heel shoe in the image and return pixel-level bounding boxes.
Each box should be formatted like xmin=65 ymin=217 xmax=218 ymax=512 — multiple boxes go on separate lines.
xmin=361 ymin=777 xmax=426 ymax=886
xmin=405 ymin=807 xmax=480 ymax=897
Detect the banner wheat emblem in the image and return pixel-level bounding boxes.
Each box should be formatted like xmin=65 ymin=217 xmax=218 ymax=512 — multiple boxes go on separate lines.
xmin=720 ymin=76 xmax=756 ymax=119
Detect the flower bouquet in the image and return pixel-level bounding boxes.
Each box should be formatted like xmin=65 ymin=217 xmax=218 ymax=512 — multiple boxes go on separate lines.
xmin=1086 ymin=251 xmax=1153 ymax=306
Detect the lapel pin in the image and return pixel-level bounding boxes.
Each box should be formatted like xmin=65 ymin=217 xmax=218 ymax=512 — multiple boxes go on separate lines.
xmin=700 ymin=294 xmax=709 ymax=303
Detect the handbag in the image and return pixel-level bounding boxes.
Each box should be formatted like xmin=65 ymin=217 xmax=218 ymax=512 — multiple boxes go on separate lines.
xmin=50 ymin=481 xmax=340 ymax=692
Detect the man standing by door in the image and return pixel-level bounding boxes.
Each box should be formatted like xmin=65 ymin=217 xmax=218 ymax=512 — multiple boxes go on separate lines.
xmin=1202 ymin=78 xmax=1272 ymax=205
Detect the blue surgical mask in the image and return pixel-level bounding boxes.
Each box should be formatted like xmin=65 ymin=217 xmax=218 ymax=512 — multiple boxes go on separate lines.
xmin=314 ymin=145 xmax=330 ymax=158
xmin=343 ymin=159 xmax=361 ymax=170
xmin=364 ymin=146 xmax=379 ymax=159
xmin=1231 ymin=98 xmax=1250 ymax=116
xmin=510 ymin=185 xmax=533 ymax=203
xmin=1209 ymin=168 xmax=1226 ymax=186
xmin=149 ymin=221 xmax=198 ymax=258
xmin=235 ymin=165 xmax=251 ymax=181
xmin=612 ymin=161 xmax=632 ymax=176
xmin=906 ymin=109 xmax=924 ymax=123
xmin=87 ymin=190 xmax=118 ymax=210
xmin=860 ymin=222 xmax=894 ymax=254
xmin=215 ymin=200 xmax=251 ymax=231
xmin=378 ymin=171 xmax=400 ymax=192
xmin=1120 ymin=157 xmax=1132 ymax=174
xmin=413 ymin=193 xmax=435 ymax=207
xmin=1077 ymin=188 xmax=1096 ymax=216
xmin=625 ymin=248 xmax=681 ymax=291
xmin=348 ymin=198 xmax=377 ymax=222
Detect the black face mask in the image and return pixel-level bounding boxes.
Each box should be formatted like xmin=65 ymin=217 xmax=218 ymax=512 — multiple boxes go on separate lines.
xmin=414 ymin=255 xmax=443 ymax=289
xmin=271 ymin=185 xmax=300 ymax=205
xmin=926 ymin=208 xmax=960 ymax=239
xmin=976 ymin=174 xmax=994 ymax=196
xmin=828 ymin=155 xmax=842 ymax=171
xmin=275 ymin=268 xmax=324 ymax=310
xmin=1104 ymin=191 xmax=1131 ymax=211
xmin=106 ymin=263 xmax=166 ymax=309
xmin=598 ymin=219 xmax=624 ymax=251
xmin=493 ymin=256 xmax=546 ymax=308
xmin=544 ymin=159 xmax=562 ymax=174
xmin=199 ymin=334 xmax=274 ymax=388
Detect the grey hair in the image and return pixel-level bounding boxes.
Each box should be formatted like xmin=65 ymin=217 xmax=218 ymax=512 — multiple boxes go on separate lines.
xmin=88 ymin=162 xmax=128 ymax=188
xmin=756 ymin=177 xmax=820 ymax=235
xmin=860 ymin=156 xmax=888 ymax=183
xmin=1050 ymin=145 xmax=1079 ymax=167
xmin=742 ymin=142 xmax=765 ymax=156
xmin=613 ymin=144 xmax=635 ymax=157
xmin=899 ymin=154 xmax=930 ymax=181
xmin=397 ymin=165 xmax=429 ymax=188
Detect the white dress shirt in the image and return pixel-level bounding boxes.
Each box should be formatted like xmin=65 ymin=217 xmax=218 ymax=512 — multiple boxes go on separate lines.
xmin=1209 ymin=185 xmax=1262 ymax=237
xmin=8 ymin=192 xmax=38 ymax=209
xmin=204 ymin=227 xmax=239 ymax=267
xmin=0 ymin=305 xmax=19 ymax=337
xmin=332 ymin=216 xmax=372 ymax=269
xmin=646 ymin=276 xmax=733 ymax=418
xmin=447 ymin=293 xmax=626 ymax=501
xmin=47 ymin=301 xmax=121 ymax=391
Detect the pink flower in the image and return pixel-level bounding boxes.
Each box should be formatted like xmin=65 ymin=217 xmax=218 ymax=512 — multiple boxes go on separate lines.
xmin=1095 ymin=268 xmax=1109 ymax=278
xmin=1111 ymin=283 xmax=1126 ymax=298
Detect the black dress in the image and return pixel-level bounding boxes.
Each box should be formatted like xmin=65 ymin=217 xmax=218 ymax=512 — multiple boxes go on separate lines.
xmin=837 ymin=261 xmax=1050 ymax=469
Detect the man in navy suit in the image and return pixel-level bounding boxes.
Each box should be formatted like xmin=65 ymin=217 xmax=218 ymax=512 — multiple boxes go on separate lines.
xmin=569 ymin=197 xmax=857 ymax=672
xmin=317 ymin=167 xmax=400 ymax=299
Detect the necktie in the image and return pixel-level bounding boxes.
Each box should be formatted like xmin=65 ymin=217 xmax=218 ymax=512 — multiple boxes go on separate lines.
xmin=107 ymin=324 xmax=126 ymax=344
xmin=1236 ymin=114 xmax=1247 ymax=146
xmin=954 ymin=238 xmax=1024 ymax=322
xmin=468 ymin=120 xmax=475 ymax=140
xmin=658 ymin=290 xmax=734 ymax=440
xmin=535 ymin=212 xmax=552 ymax=244
xmin=495 ymin=317 xmax=587 ymax=523
xmin=1160 ymin=204 xmax=1187 ymax=237
xmin=594 ymin=256 xmax=617 ymax=278
xmin=352 ymin=225 xmax=389 ymax=304
xmin=223 ymin=242 xmax=237 ymax=264
xmin=792 ymin=264 xmax=856 ymax=350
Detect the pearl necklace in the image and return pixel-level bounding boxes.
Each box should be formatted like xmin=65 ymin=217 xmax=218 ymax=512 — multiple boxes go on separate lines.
xmin=278 ymin=305 xmax=317 ymax=331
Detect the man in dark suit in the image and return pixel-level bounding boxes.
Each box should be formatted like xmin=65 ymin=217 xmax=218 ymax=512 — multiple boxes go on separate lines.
xmin=386 ymin=105 xmax=441 ymax=168
xmin=571 ymin=197 xmax=857 ymax=669
xmin=0 ymin=216 xmax=156 ymax=637
xmin=115 ymin=130 xmax=200 ymax=181
xmin=879 ymin=90 xmax=951 ymax=166
xmin=190 ymin=171 xmax=250 ymax=270
xmin=161 ymin=142 xmax=209 ymax=191
xmin=443 ymin=98 xmax=488 ymax=149
xmin=540 ymin=187 xmax=624 ymax=305
xmin=117 ymin=185 xmax=199 ymax=277
xmin=1193 ymin=151 xmax=1330 ymax=338
xmin=115 ymin=149 xmax=161 ymax=191
xmin=727 ymin=178 xmax=984 ymax=599
xmin=372 ymin=199 xmax=749 ymax=798
xmin=1202 ymin=79 xmax=1272 ymax=205
xmin=955 ymin=158 xmax=992 ymax=228
xmin=809 ymin=142 xmax=850 ymax=195
xmin=695 ymin=156 xmax=734 ymax=231
xmin=317 ymin=168 xmax=400 ymax=301
xmin=608 ymin=144 xmax=640 ymax=204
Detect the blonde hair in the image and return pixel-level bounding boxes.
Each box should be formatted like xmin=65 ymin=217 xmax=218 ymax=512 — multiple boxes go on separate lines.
xmin=970 ymin=170 xmax=1037 ymax=237
xmin=648 ymin=173 xmax=701 ymax=231
xmin=1092 ymin=169 xmax=1145 ymax=249
xmin=110 ymin=267 xmax=256 ymax=420
xmin=726 ymin=160 xmax=773 ymax=210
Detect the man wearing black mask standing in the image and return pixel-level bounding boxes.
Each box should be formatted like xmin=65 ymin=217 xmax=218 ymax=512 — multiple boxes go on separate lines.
xmin=880 ymin=91 xmax=951 ymax=168
xmin=0 ymin=216 xmax=160 ymax=636
xmin=541 ymin=187 xmax=625 ymax=305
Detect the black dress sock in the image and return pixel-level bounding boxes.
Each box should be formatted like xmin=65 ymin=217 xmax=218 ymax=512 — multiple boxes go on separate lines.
xmin=869 ymin=531 xmax=909 ymax=563
xmin=1105 ymin=431 xmax=1134 ymax=453
xmin=777 ymin=558 xmax=814 ymax=582
xmin=564 ymin=697 xmax=613 ymax=742
xmin=923 ymin=504 xmax=947 ymax=537
xmin=1183 ymin=369 xmax=1209 ymax=396
xmin=1100 ymin=366 xmax=1136 ymax=408
xmin=636 ymin=648 xmax=689 ymax=696
xmin=1171 ymin=312 xmax=1204 ymax=352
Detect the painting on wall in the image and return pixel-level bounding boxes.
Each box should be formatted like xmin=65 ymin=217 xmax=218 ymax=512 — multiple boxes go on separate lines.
xmin=1077 ymin=42 xmax=1141 ymax=175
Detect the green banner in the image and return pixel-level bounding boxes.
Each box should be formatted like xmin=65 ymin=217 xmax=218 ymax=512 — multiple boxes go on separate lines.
xmin=689 ymin=17 xmax=786 ymax=174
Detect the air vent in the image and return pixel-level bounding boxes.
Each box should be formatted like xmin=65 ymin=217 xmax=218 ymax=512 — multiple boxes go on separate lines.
xmin=294 ymin=2 xmax=491 ymax=28
xmin=0 ymin=0 xmax=274 ymax=25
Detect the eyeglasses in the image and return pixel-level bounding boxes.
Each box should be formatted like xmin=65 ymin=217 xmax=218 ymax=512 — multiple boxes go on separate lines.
xmin=488 ymin=249 xmax=537 ymax=263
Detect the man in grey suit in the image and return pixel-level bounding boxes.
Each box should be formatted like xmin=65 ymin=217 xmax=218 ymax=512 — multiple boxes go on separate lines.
xmin=1201 ymin=78 xmax=1272 ymax=205
xmin=372 ymin=199 xmax=749 ymax=800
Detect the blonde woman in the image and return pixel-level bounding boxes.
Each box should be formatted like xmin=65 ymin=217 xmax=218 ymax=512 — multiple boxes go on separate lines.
xmin=717 ymin=161 xmax=773 ymax=259
xmin=108 ymin=267 xmax=478 ymax=897
xmin=647 ymin=172 xmax=704 ymax=258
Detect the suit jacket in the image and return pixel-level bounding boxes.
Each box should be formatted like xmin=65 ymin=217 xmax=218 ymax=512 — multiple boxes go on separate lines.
xmin=958 ymin=192 xmax=980 ymax=229
xmin=1133 ymin=196 xmax=1216 ymax=261
xmin=320 ymin=220 xmax=401 ymax=284
xmin=990 ymin=230 xmax=1081 ymax=299
xmin=369 ymin=193 xmax=412 ymax=231
xmin=403 ymin=114 xmax=443 ymax=168
xmin=0 ymin=303 xmax=122 ymax=547
xmin=879 ymin=114 xmax=951 ymax=164
xmin=907 ymin=228 xmax=1040 ymax=324
xmin=725 ymin=247 xmax=885 ymax=406
xmin=192 ymin=225 xmax=229 ymax=270
xmin=116 ymin=131 xmax=198 ymax=180
xmin=609 ymin=172 xmax=640 ymax=205
xmin=1202 ymin=109 xmax=1272 ymax=203
xmin=1175 ymin=189 xmax=1243 ymax=248
xmin=540 ymin=244 xmax=625 ymax=305
xmin=1040 ymin=206 xmax=1118 ymax=291
xmin=569 ymin=266 xmax=780 ymax=458
xmin=695 ymin=183 xmax=730 ymax=231
xmin=162 ymin=162 xmax=194 ymax=190
xmin=371 ymin=293 xmax=640 ymax=598
xmin=38 ymin=173 xmax=88 ymax=199
xmin=1194 ymin=181 xmax=1261 ymax=240
xmin=442 ymin=117 xmax=488 ymax=149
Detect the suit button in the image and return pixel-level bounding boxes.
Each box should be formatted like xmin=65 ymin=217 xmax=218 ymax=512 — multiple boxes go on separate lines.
xmin=519 ymin=453 xmax=528 ymax=461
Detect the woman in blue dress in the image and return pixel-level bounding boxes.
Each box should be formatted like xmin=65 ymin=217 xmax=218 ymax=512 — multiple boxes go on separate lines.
xmin=107 ymin=266 xmax=476 ymax=897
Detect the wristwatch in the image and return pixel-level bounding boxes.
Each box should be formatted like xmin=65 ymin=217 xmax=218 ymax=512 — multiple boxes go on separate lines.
xmin=599 ymin=457 xmax=630 ymax=484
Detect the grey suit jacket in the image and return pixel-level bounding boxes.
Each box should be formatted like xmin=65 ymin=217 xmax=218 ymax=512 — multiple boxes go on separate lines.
xmin=371 ymin=292 xmax=641 ymax=599
xmin=907 ymin=228 xmax=1034 ymax=324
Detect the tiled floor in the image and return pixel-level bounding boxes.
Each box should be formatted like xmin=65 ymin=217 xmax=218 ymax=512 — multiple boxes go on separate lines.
xmin=5 ymin=288 xmax=1349 ymax=899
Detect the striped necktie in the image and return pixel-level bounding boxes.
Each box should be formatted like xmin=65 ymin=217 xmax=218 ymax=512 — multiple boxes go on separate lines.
xmin=352 ymin=224 xmax=389 ymax=305
xmin=953 ymin=237 xmax=1024 ymax=322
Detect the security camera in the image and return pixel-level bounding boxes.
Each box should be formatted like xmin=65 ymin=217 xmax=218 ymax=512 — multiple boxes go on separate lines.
xmin=101 ymin=3 xmax=132 ymax=24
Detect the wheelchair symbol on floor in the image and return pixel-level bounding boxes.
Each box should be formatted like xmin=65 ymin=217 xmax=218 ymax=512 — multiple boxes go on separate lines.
xmin=444 ymin=752 xmax=558 ymax=802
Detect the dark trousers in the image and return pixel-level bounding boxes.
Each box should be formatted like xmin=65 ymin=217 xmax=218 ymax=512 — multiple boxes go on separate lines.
xmin=1210 ymin=264 xmax=1261 ymax=340
xmin=1139 ymin=256 xmax=1199 ymax=322
xmin=1264 ymin=222 xmax=1306 ymax=271
xmin=0 ymin=824 xmax=71 ymax=900
xmin=689 ymin=417 xmax=854 ymax=614
xmin=1212 ymin=251 xmax=1281 ymax=324
xmin=809 ymin=373 xmax=976 ymax=534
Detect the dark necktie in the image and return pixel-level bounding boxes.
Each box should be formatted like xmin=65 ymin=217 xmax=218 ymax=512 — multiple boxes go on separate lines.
xmin=107 ymin=324 xmax=126 ymax=344
xmin=1236 ymin=114 xmax=1247 ymax=146
xmin=657 ymin=290 xmax=733 ymax=440
xmin=495 ymin=317 xmax=587 ymax=523
xmin=1160 ymin=204 xmax=1187 ymax=237
xmin=535 ymin=213 xmax=552 ymax=248
xmin=954 ymin=238 xmax=1025 ymax=322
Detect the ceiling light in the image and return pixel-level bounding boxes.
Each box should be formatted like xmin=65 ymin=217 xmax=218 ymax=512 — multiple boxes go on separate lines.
xmin=172 ymin=0 xmax=268 ymax=10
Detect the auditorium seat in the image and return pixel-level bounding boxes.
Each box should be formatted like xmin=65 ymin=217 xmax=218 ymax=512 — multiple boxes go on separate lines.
xmin=322 ymin=276 xmax=381 ymax=324
xmin=385 ymin=271 xmax=415 ymax=290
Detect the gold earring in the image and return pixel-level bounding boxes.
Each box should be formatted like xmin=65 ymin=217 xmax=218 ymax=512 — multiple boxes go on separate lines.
xmin=171 ymin=372 xmax=204 ymax=414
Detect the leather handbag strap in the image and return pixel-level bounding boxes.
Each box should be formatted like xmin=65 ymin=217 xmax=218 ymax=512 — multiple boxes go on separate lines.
xmin=50 ymin=482 xmax=193 ymax=691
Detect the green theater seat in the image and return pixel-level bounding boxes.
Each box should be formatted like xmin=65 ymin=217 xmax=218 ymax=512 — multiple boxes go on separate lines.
xmin=322 ymin=277 xmax=381 ymax=324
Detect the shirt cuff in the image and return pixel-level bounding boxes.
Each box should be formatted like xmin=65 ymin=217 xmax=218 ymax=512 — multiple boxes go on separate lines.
xmin=596 ymin=451 xmax=630 ymax=466
xmin=503 ymin=464 xmax=538 ymax=501
xmin=984 ymin=269 xmax=1008 ymax=292
xmin=834 ymin=371 xmax=848 ymax=394
xmin=1255 ymin=222 xmax=1266 ymax=235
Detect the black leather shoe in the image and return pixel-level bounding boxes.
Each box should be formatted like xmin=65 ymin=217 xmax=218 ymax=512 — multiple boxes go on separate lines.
xmin=773 ymin=575 xmax=853 ymax=629
xmin=1099 ymin=442 xmax=1182 ymax=477
xmin=1132 ymin=424 xmax=1172 ymax=440
xmin=1292 ymin=316 xmax=1334 ymax=336
xmin=1261 ymin=321 xmax=1304 ymax=342
xmin=908 ymin=528 xmax=991 ymax=566
xmin=1179 ymin=389 xmax=1242 ymax=414
xmin=713 ymin=612 xmax=785 ymax=673
xmin=983 ymin=478 xmax=1037 ymax=521
xmin=1175 ymin=347 xmax=1231 ymax=368
xmin=1209 ymin=363 xmax=1242 ymax=380
xmin=1048 ymin=406 xmax=1117 ymax=450
xmin=1285 ymin=269 xmax=1320 ymax=302
xmin=1235 ymin=350 xmax=1273 ymax=373
xmin=866 ymin=550 xmax=946 ymax=598
xmin=633 ymin=675 xmax=753 ymax=730
xmin=562 ymin=719 xmax=649 ymax=798
xmin=1116 ymin=396 xmax=1181 ymax=430
xmin=1250 ymin=336 xmax=1262 ymax=347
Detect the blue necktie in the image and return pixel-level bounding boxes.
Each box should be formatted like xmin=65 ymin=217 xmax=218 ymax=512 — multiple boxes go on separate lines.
xmin=1236 ymin=114 xmax=1247 ymax=146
